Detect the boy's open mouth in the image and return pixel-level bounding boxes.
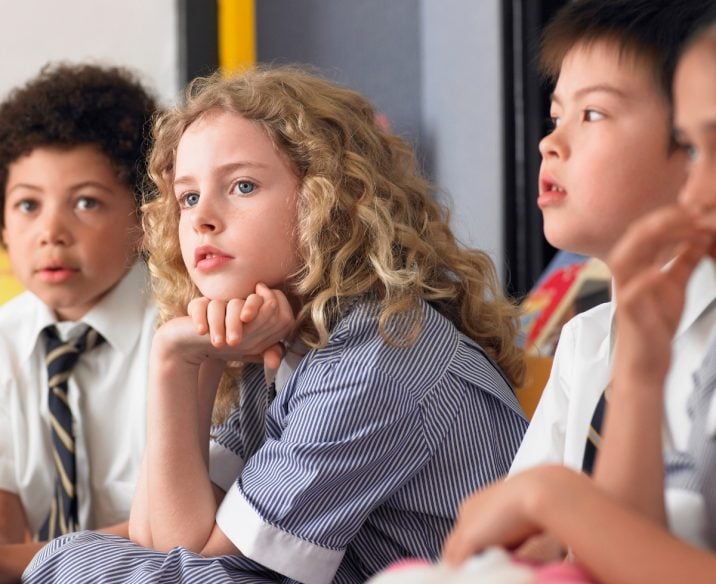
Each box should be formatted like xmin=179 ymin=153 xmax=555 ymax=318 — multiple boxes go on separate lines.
xmin=37 ymin=265 xmax=78 ymax=283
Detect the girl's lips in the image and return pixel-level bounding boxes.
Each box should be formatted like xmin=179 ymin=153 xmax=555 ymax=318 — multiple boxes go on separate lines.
xmin=194 ymin=245 xmax=234 ymax=272
xmin=195 ymin=255 xmax=232 ymax=272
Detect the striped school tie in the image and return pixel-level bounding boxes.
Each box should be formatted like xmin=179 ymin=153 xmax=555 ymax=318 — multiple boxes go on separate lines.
xmin=582 ymin=383 xmax=611 ymax=475
xmin=38 ymin=325 xmax=105 ymax=540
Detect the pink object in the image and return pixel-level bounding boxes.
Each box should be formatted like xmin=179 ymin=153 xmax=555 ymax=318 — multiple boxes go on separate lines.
xmin=372 ymin=552 xmax=594 ymax=583
xmin=534 ymin=561 xmax=593 ymax=583
xmin=383 ymin=559 xmax=432 ymax=572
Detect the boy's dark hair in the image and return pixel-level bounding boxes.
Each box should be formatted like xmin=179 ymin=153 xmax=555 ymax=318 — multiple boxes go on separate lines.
xmin=540 ymin=0 xmax=714 ymax=101
xmin=0 ymin=62 xmax=157 ymax=226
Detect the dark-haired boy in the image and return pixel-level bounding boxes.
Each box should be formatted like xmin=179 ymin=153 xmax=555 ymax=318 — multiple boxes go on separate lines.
xmin=0 ymin=63 xmax=158 ymax=547
xmin=511 ymin=0 xmax=716 ymax=550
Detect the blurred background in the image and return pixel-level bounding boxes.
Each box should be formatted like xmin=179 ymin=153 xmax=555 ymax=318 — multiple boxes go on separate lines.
xmin=0 ymin=0 xmax=570 ymax=302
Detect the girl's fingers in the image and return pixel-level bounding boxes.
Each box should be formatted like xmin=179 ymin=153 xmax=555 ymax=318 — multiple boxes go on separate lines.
xmin=272 ymin=288 xmax=296 ymax=338
xmin=247 ymin=283 xmax=279 ymax=327
xmin=240 ymin=293 xmax=266 ymax=323
xmin=187 ymin=297 xmax=210 ymax=335
xmin=225 ymin=298 xmax=245 ymax=346
xmin=262 ymin=343 xmax=285 ymax=370
xmin=206 ymin=299 xmax=228 ymax=347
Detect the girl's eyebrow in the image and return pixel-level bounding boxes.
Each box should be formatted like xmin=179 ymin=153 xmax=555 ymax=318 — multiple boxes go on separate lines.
xmin=674 ymin=120 xmax=716 ymax=140
xmin=174 ymin=161 xmax=269 ymax=189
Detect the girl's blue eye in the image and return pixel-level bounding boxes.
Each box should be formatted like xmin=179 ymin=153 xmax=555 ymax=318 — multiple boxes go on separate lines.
xmin=235 ymin=180 xmax=256 ymax=195
xmin=182 ymin=192 xmax=200 ymax=208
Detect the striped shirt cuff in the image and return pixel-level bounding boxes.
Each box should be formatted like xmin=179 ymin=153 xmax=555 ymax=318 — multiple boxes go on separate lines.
xmin=208 ymin=441 xmax=245 ymax=492
xmin=216 ymin=483 xmax=344 ymax=584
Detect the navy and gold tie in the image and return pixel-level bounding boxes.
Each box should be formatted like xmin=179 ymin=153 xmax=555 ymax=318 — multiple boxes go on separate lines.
xmin=582 ymin=383 xmax=611 ymax=475
xmin=38 ymin=325 xmax=105 ymax=540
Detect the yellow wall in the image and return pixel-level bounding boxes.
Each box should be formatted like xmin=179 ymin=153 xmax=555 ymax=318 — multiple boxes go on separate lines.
xmin=0 ymin=249 xmax=22 ymax=304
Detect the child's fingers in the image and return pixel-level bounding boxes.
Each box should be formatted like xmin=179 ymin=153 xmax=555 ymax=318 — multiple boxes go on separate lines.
xmin=240 ymin=293 xmax=265 ymax=323
xmin=247 ymin=284 xmax=293 ymax=338
xmin=441 ymin=530 xmax=472 ymax=566
xmin=257 ymin=287 xmax=295 ymax=346
xmin=248 ymin=283 xmax=279 ymax=327
xmin=262 ymin=343 xmax=285 ymax=370
xmin=206 ymin=299 xmax=228 ymax=347
xmin=609 ymin=206 xmax=702 ymax=280
xmin=665 ymin=235 xmax=712 ymax=285
xmin=225 ymin=298 xmax=245 ymax=346
xmin=270 ymin=287 xmax=296 ymax=338
xmin=187 ymin=297 xmax=210 ymax=335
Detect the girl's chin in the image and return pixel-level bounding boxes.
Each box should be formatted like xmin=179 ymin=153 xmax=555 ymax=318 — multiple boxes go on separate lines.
xmin=196 ymin=285 xmax=255 ymax=302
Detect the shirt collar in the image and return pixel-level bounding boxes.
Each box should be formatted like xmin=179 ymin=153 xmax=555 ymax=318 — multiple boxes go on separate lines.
xmin=708 ymin=393 xmax=716 ymax=438
xmin=22 ymin=261 xmax=152 ymax=360
xmin=676 ymin=258 xmax=716 ymax=339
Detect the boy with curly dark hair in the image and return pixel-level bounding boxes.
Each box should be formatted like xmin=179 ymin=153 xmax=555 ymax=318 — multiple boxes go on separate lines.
xmin=0 ymin=63 xmax=158 ymax=550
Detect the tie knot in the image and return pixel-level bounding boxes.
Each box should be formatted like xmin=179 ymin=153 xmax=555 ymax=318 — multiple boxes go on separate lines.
xmin=44 ymin=325 xmax=105 ymax=377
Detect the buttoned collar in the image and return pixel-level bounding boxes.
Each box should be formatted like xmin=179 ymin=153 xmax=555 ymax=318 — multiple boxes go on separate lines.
xmin=22 ymin=261 xmax=152 ymax=361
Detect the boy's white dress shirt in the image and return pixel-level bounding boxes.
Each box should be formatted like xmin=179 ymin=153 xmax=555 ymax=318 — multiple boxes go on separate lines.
xmin=511 ymin=259 xmax=716 ymax=545
xmin=0 ymin=262 xmax=157 ymax=533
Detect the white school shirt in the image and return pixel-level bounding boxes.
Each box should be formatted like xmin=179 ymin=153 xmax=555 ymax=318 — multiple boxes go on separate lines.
xmin=0 ymin=262 xmax=157 ymax=534
xmin=510 ymin=259 xmax=716 ymax=544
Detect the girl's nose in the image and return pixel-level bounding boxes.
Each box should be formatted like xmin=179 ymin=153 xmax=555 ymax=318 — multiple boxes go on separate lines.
xmin=190 ymin=196 xmax=222 ymax=234
xmin=679 ymin=162 xmax=716 ymax=213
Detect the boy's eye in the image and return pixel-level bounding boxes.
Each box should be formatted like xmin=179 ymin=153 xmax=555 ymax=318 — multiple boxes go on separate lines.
xmin=76 ymin=196 xmax=99 ymax=210
xmin=583 ymin=110 xmax=605 ymax=122
xmin=16 ymin=199 xmax=38 ymax=213
xmin=548 ymin=116 xmax=560 ymax=130
xmin=232 ymin=180 xmax=256 ymax=195
xmin=180 ymin=192 xmax=200 ymax=208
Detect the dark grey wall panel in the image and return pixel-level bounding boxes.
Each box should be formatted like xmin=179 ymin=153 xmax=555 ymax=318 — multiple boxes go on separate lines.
xmin=256 ymin=0 xmax=422 ymax=148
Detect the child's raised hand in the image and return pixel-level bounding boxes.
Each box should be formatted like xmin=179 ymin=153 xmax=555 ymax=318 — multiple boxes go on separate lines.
xmin=609 ymin=204 xmax=713 ymax=381
xmin=187 ymin=283 xmax=295 ymax=368
xmin=442 ymin=468 xmax=559 ymax=567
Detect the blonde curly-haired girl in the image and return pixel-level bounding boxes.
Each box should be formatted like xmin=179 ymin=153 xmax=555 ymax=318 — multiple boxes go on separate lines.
xmin=24 ymin=66 xmax=527 ymax=584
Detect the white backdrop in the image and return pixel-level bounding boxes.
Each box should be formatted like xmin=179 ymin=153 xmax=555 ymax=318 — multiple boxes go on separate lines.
xmin=0 ymin=0 xmax=180 ymax=103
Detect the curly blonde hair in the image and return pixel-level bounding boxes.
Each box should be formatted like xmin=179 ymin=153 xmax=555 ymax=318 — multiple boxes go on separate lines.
xmin=143 ymin=66 xmax=524 ymax=417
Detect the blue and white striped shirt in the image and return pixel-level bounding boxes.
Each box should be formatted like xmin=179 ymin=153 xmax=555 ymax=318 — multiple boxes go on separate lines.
xmin=25 ymin=299 xmax=527 ymax=584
